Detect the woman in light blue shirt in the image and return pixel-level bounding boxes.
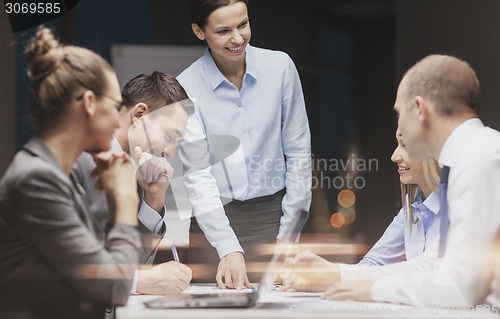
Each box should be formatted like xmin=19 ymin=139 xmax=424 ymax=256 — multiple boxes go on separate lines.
xmin=354 ymin=131 xmax=440 ymax=267
xmin=280 ymin=129 xmax=441 ymax=291
xmin=178 ymin=0 xmax=311 ymax=285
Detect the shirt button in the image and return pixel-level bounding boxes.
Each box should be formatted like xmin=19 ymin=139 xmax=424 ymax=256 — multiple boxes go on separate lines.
xmin=238 ymin=103 xmax=243 ymax=107
xmin=245 ymin=159 xmax=250 ymax=164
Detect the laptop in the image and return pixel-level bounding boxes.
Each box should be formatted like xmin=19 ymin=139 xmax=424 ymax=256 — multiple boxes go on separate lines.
xmin=144 ymin=210 xmax=308 ymax=309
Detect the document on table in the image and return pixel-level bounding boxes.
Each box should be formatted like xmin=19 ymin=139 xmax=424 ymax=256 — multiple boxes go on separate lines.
xmin=258 ymin=290 xmax=323 ymax=303
xmin=183 ymin=285 xmax=255 ymax=294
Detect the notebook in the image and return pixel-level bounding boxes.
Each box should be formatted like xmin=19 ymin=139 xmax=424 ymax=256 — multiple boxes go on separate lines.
xmin=144 ymin=210 xmax=308 ymax=309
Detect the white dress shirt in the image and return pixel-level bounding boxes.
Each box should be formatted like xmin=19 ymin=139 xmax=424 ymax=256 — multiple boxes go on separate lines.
xmin=111 ymin=138 xmax=166 ymax=294
xmin=111 ymin=138 xmax=166 ymax=234
xmin=178 ymin=112 xmax=243 ymax=258
xmin=372 ymin=118 xmax=500 ymax=307
xmin=177 ymin=44 xmax=312 ymax=253
xmin=339 ymin=191 xmax=440 ymax=282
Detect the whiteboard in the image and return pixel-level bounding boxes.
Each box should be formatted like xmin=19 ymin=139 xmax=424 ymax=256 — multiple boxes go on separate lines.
xmin=111 ymin=44 xmax=206 ymax=88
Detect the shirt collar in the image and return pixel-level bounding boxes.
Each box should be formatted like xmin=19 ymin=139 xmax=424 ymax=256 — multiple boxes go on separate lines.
xmin=423 ymin=191 xmax=440 ymax=216
xmin=439 ymin=118 xmax=484 ymax=168
xmin=202 ymin=44 xmax=258 ymax=91
xmin=245 ymin=44 xmax=258 ymax=80
xmin=412 ymin=189 xmax=440 ymax=216
xmin=111 ymin=136 xmax=124 ymax=154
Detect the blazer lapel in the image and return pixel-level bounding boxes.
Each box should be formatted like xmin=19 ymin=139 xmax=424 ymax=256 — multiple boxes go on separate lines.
xmin=23 ymin=137 xmax=98 ymax=233
xmin=69 ymin=172 xmax=98 ymax=234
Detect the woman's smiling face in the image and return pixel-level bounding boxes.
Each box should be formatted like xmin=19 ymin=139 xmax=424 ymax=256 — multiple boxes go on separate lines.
xmin=194 ymin=1 xmax=251 ymax=67
xmin=391 ymin=128 xmax=425 ymax=186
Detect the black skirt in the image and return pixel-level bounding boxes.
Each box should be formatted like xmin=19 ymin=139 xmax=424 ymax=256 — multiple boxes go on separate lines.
xmin=188 ymin=189 xmax=285 ymax=283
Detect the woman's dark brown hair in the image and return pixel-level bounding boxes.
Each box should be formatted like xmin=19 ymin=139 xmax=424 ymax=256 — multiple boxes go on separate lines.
xmin=188 ymin=0 xmax=249 ymax=29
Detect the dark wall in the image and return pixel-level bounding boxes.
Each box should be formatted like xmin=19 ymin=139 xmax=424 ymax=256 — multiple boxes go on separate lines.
xmin=348 ymin=17 xmax=398 ymax=246
xmin=397 ymin=0 xmax=500 ymax=130
xmin=150 ymin=0 xmax=200 ymax=45
xmin=0 ymin=9 xmax=16 ymax=177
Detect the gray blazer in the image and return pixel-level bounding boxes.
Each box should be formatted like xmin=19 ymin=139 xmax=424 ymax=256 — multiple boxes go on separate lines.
xmin=0 ymin=137 xmax=141 ymax=319
xmin=72 ymin=146 xmax=166 ymax=265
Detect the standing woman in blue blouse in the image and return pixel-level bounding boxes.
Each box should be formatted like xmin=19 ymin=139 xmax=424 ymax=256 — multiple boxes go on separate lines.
xmin=280 ymin=128 xmax=441 ymax=292
xmin=178 ymin=0 xmax=312 ymax=285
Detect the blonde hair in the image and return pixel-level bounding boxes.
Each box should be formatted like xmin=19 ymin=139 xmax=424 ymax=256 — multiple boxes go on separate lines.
xmin=400 ymin=158 xmax=440 ymax=230
xmin=25 ymin=26 xmax=114 ymax=134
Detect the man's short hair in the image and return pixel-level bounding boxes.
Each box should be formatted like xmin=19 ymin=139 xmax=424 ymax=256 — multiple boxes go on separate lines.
xmin=403 ymin=54 xmax=480 ymax=116
xmin=122 ymin=71 xmax=194 ymax=115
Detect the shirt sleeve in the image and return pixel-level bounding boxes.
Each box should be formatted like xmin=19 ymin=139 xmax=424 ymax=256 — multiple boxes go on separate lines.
xmin=339 ymin=249 xmax=438 ymax=283
xmin=130 ymin=269 xmax=139 ymax=294
xmin=138 ymin=200 xmax=166 ymax=235
xmin=179 ymin=112 xmax=244 ymax=258
xmin=371 ymin=155 xmax=500 ymax=307
xmin=358 ymin=208 xmax=407 ymax=266
xmin=278 ymin=56 xmax=312 ymax=241
xmin=339 ymin=205 xmax=439 ymax=282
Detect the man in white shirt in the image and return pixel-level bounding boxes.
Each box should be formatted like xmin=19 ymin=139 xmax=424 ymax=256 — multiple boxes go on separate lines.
xmin=322 ymin=54 xmax=500 ymax=308
xmin=73 ymin=72 xmax=193 ymax=297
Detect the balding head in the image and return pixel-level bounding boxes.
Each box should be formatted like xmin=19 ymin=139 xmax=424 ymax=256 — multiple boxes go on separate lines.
xmin=401 ymin=54 xmax=480 ymax=116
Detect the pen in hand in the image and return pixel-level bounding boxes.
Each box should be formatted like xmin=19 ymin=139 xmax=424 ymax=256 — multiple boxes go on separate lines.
xmin=171 ymin=243 xmax=180 ymax=262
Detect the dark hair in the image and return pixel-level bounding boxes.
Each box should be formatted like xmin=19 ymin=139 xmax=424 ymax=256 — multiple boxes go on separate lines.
xmin=121 ymin=71 xmax=194 ymax=115
xmin=188 ymin=0 xmax=248 ymax=29
xmin=25 ymin=26 xmax=114 ymax=133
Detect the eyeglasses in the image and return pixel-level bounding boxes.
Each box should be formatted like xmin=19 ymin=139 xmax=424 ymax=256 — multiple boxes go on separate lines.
xmin=100 ymin=93 xmax=127 ymax=113
xmin=75 ymin=91 xmax=127 ymax=113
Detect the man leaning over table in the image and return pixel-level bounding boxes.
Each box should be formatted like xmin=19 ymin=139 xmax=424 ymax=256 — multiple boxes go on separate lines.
xmin=73 ymin=72 xmax=193 ymax=298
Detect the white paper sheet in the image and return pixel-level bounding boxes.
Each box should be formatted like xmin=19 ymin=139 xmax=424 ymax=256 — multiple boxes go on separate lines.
xmin=184 ymin=285 xmax=256 ymax=294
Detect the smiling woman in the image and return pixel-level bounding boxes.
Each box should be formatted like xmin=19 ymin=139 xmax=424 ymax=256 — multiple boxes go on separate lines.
xmin=177 ymin=0 xmax=312 ymax=287
xmin=190 ymin=0 xmax=251 ymax=87
xmin=279 ymin=128 xmax=442 ymax=293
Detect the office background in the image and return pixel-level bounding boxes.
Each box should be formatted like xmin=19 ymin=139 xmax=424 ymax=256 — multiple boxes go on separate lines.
xmin=1 ymin=0 xmax=500 ymax=252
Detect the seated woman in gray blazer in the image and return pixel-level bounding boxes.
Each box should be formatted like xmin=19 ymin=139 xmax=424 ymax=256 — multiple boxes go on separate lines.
xmin=0 ymin=27 xmax=141 ymax=319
